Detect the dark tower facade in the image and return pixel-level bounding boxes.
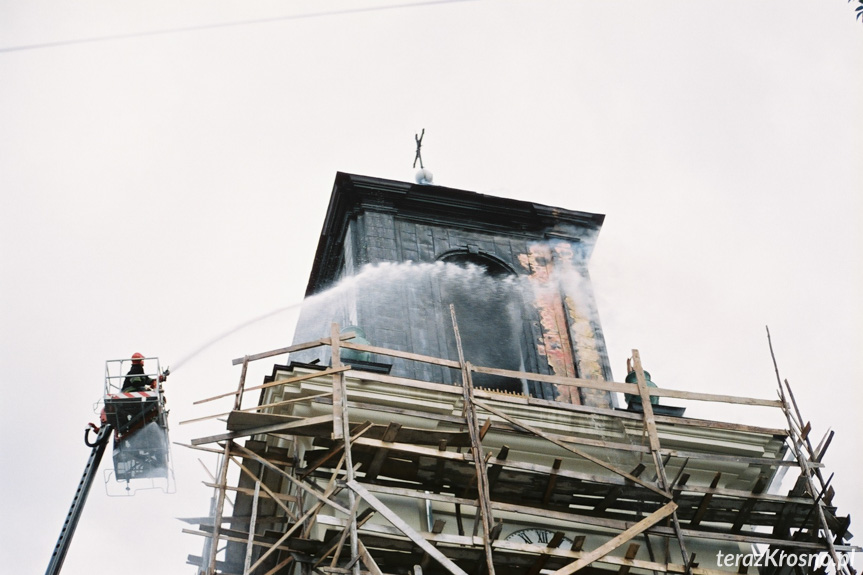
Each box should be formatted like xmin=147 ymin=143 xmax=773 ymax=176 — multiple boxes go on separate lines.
xmin=292 ymin=172 xmax=615 ymax=408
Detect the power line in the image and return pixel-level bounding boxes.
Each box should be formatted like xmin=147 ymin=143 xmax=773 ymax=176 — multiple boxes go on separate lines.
xmin=0 ymin=0 xmax=476 ymax=54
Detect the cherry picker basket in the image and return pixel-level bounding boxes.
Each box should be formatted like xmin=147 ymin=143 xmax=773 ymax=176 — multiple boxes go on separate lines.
xmin=102 ymin=356 xmax=174 ymax=493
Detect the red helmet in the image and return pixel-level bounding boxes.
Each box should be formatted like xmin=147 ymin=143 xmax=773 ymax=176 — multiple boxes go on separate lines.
xmin=131 ymin=352 xmax=145 ymax=365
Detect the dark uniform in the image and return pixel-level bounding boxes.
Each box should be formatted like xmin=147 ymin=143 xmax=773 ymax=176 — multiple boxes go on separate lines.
xmin=122 ymin=363 xmax=154 ymax=392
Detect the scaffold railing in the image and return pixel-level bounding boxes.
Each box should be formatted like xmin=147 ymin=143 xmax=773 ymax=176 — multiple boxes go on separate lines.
xmin=179 ymin=315 xmax=857 ymax=575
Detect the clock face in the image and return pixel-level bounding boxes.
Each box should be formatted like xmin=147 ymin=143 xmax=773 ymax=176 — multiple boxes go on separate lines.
xmin=505 ymin=528 xmax=573 ymax=550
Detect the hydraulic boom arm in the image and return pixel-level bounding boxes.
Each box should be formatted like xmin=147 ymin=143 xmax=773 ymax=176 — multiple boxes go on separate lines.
xmin=45 ymin=423 xmax=113 ymax=575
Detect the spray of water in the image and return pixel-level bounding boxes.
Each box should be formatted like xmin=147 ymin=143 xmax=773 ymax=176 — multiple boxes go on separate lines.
xmin=170 ymin=303 xmax=302 ymax=372
xmin=166 ymin=258 xmax=604 ymax=377
xmin=289 ymin=259 xmax=639 ymax=467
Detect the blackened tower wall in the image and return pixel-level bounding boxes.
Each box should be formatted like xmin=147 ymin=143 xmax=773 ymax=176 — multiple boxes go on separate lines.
xmin=292 ymin=172 xmax=615 ymax=408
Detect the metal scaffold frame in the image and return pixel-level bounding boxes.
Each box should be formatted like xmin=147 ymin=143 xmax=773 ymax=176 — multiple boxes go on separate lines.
xmin=181 ymin=316 xmax=857 ymax=575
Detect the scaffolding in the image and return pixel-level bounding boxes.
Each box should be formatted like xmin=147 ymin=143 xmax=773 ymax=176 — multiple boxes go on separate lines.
xmin=182 ymin=317 xmax=857 ymax=575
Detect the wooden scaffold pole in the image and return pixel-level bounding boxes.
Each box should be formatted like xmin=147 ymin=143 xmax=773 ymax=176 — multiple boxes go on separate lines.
xmin=207 ymin=354 xmax=250 ymax=574
xmin=766 ymin=328 xmax=852 ymax=575
xmin=450 ymin=304 xmax=496 ymax=575
xmin=631 ymin=350 xmax=693 ymax=575
xmin=331 ymin=323 xmax=361 ymax=575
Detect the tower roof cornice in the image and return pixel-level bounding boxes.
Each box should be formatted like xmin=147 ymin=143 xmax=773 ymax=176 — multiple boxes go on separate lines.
xmin=306 ymin=172 xmax=605 ymax=296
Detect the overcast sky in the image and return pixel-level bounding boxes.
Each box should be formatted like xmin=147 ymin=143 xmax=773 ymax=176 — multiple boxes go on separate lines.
xmin=1 ymin=1 xmax=861 ymax=574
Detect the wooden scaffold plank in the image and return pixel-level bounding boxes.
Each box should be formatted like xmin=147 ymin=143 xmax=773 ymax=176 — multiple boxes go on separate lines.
xmin=195 ymin=365 xmax=350 ymax=406
xmin=470 ymin=397 xmax=669 ymax=499
xmin=526 ymin=530 xmax=568 ymax=575
xmin=233 ymin=441 xmax=350 ymax=515
xmin=347 ymin=479 xmax=469 ymax=575
xmin=357 ymin=538 xmax=385 ymax=575
xmin=551 ymin=500 xmax=678 ymax=575
xmin=230 ymin=333 xmax=356 ymax=365
xmin=246 ymin=449 xmax=350 ymax=574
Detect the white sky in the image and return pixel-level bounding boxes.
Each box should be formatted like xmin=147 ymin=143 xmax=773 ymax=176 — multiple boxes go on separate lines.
xmin=1 ymin=1 xmax=861 ymax=574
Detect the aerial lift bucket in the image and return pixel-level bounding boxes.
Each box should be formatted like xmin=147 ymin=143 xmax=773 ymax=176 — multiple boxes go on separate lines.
xmin=102 ymin=356 xmax=175 ymax=495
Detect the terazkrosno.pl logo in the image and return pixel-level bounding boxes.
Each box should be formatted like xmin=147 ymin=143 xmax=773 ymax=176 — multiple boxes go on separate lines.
xmin=715 ymin=549 xmax=857 ymax=570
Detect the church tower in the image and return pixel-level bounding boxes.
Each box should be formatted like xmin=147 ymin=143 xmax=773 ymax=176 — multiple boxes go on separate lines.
xmin=187 ymin=171 xmax=852 ymax=575
xmin=292 ymin=172 xmax=615 ymax=407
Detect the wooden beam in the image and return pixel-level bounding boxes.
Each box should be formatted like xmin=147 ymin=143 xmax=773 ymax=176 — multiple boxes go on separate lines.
xmin=452 ymin=300 xmax=495 ymax=575
xmin=350 ymin=480 xmax=852 ymax=553
xmin=261 ymin=555 xmax=294 ymax=575
xmin=191 ymin=413 xmax=334 ymax=446
xmin=346 ymin=479 xmax=469 ymax=575
xmin=231 ymin=334 xmax=355 ymax=365
xmin=313 ymin=395 xmax=467 ymax=427
xmin=543 ymin=458 xmax=563 ymax=506
xmin=194 ymin=365 xmax=350 ymax=405
xmin=221 ymin=457 xmax=297 ymax=510
xmin=471 ymin=397 xmax=668 ymax=499
xmin=487 ymin=446 xmax=509 ymax=493
xmin=242 ymin=480 xmax=261 ymax=575
xmin=471 ymin=363 xmax=782 ymax=408
xmin=365 ymin=422 xmax=402 ymax=481
xmin=331 ymin=324 xmax=345 ymax=441
xmin=690 ymin=472 xmax=721 ymax=527
xmin=554 ymin=426 xmax=799 ymax=468
xmin=205 ymin=360 xmax=249 ymax=575
xmin=357 ymin=538 xmax=384 ymax=575
xmin=300 ymin=421 xmax=373 ymax=481
xmin=526 ymin=531 xmax=567 ymax=575
xmin=233 ymin=441 xmax=350 ymax=515
xmin=494 ymin=497 xmax=841 ymax=551
xmin=330 ymin=321 xmax=363 ymax=575
xmin=617 ymin=543 xmax=641 ymax=575
xmin=479 ymin=418 xmax=492 ymax=441
xmin=234 ymin=355 xmax=249 ymax=410
xmin=595 ymin=464 xmax=645 ymax=512
xmin=312 ymin=498 xmax=362 ymax=569
xmin=246 ymin=498 xmax=331 ymax=574
xmin=227 ymin=456 xmax=299 ymax=519
xmin=526 ymin=394 xmax=787 ymax=436
xmin=652 ymin=413 xmax=787 ymax=437
xmin=340 ymin=340 xmax=461 ymax=369
xmin=551 ymin=500 xmax=678 ymax=575
xmin=631 ymin=350 xmax=691 ymax=575
xmin=572 ymin=536 xmax=586 ymax=552
xmin=731 ymin=475 xmax=768 ymax=532
xmin=814 ymin=430 xmax=834 ymax=463
xmin=349 ymin=434 xmax=813 ymax=506
xmin=253 ymin=391 xmax=335 ymax=413
xmin=252 ymin=456 xmax=350 ymax=572
xmin=320 ymin=515 xmax=859 ymax=575
xmin=206 ymin=439 xmax=233 ymax=575
xmin=420 ymin=520 xmax=447 ymax=571
xmin=435 ymin=439 xmax=448 ymax=488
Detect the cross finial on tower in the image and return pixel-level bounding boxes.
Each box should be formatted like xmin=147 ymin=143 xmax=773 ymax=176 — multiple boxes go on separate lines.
xmin=413 ymin=128 xmax=425 ymax=169
xmin=413 ymin=129 xmax=434 ymax=185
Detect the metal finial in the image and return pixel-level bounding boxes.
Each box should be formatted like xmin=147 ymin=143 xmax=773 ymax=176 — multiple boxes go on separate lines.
xmin=413 ymin=128 xmax=425 ymax=169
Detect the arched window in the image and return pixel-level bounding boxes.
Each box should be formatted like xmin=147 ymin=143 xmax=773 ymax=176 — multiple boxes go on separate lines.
xmin=438 ymin=252 xmax=526 ymax=394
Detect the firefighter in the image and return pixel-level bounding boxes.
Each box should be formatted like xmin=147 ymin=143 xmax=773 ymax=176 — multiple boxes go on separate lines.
xmin=122 ymin=353 xmax=166 ymax=392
